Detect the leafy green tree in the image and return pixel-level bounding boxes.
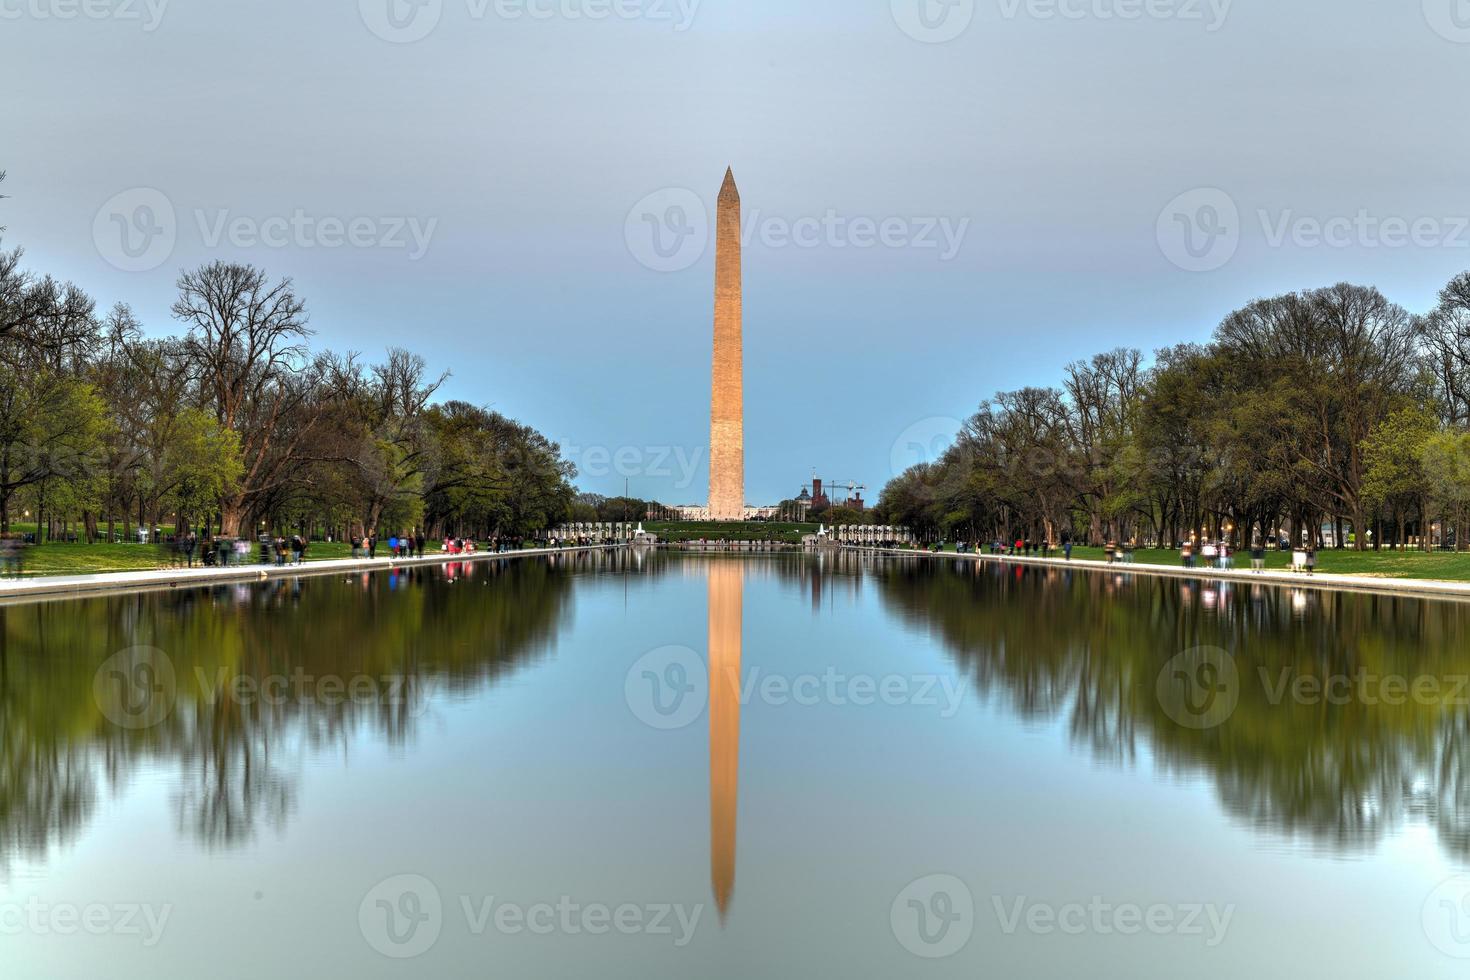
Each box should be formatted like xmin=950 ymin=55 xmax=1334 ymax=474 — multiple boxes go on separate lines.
xmin=0 ymin=369 xmax=110 ymax=533
xmin=1361 ymin=403 xmax=1437 ymax=548
xmin=1422 ymin=431 xmax=1470 ymax=550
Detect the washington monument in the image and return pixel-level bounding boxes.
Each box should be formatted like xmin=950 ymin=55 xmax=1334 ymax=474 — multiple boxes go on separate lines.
xmin=709 ymin=167 xmax=745 ymax=521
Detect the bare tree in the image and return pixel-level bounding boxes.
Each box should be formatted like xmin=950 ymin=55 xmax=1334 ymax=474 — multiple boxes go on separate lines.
xmin=172 ymin=262 xmax=324 ymax=536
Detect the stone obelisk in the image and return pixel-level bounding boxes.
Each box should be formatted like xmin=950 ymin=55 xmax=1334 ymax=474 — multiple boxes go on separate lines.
xmin=709 ymin=167 xmax=744 ymax=521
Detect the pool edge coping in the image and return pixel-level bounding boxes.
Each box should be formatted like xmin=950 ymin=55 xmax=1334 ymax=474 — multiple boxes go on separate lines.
xmin=0 ymin=546 xmax=626 ymax=604
xmin=849 ymin=547 xmax=1470 ymax=603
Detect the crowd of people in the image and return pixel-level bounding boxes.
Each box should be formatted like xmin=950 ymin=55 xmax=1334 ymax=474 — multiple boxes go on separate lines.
xmin=545 ymin=534 xmax=626 ymax=549
xmin=844 ymin=530 xmax=1329 ymax=578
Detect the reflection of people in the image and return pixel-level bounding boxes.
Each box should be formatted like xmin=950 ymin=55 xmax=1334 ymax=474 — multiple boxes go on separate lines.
xmin=0 ymin=535 xmax=26 ymax=576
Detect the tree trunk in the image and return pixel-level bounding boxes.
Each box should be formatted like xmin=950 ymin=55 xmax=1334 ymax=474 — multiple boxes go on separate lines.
xmin=220 ymin=498 xmax=247 ymax=538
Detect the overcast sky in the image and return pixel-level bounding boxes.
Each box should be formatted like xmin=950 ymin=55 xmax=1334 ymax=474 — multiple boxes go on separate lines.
xmin=4 ymin=0 xmax=1469 ymax=504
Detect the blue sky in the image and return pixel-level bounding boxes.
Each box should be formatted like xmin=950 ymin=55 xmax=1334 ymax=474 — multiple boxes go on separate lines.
xmin=3 ymin=0 xmax=1469 ymax=504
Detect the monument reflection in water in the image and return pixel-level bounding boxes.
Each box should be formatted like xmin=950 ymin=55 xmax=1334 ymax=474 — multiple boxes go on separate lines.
xmin=707 ymin=560 xmax=741 ymax=922
xmin=6 ymin=551 xmax=1470 ymax=978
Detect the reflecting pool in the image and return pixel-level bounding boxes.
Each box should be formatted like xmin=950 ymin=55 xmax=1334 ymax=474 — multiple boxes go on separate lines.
xmin=4 ymin=551 xmax=1470 ymax=977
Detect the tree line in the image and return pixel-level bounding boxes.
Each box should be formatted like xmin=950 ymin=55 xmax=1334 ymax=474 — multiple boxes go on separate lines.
xmin=1 ymin=194 xmax=577 ymax=544
xmin=876 ymin=272 xmax=1470 ymax=551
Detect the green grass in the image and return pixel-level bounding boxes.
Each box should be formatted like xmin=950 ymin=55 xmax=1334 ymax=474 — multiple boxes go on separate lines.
xmin=886 ymin=543 xmax=1470 ymax=582
xmin=0 ymin=539 xmax=452 ymax=577
xmin=1059 ymin=546 xmax=1470 ymax=581
xmin=10 ymin=543 xmax=176 ymax=575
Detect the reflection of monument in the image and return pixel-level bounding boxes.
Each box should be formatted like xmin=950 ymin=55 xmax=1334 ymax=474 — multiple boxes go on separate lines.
xmin=709 ymin=168 xmax=745 ymax=521
xmin=707 ymin=560 xmax=742 ymax=921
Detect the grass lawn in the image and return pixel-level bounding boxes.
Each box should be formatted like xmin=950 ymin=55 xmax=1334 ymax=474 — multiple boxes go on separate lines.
xmin=2 ymin=539 xmax=450 ymax=577
xmin=1061 ymin=546 xmax=1470 ymax=581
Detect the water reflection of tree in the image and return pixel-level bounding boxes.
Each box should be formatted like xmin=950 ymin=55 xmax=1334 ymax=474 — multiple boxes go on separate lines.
xmin=874 ymin=559 xmax=1470 ymax=863
xmin=0 ymin=554 xmax=594 ymax=869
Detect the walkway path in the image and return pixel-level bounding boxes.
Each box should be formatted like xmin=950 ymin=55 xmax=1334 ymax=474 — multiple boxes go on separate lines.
xmin=0 ymin=546 xmax=619 ymax=602
xmin=850 ymin=546 xmax=1470 ymax=602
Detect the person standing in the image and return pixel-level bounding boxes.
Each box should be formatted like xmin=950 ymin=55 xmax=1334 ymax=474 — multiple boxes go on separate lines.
xmin=368 ymin=533 xmax=378 ymax=559
xmin=1251 ymin=540 xmax=1266 ymax=572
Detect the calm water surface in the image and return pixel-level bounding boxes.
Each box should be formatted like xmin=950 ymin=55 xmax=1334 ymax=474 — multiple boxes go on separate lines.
xmin=5 ymin=551 xmax=1470 ymax=977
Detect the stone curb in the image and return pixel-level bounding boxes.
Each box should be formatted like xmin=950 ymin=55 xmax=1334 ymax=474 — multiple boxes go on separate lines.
xmin=849 ymin=547 xmax=1470 ymax=603
xmin=0 ymin=546 xmax=623 ymax=603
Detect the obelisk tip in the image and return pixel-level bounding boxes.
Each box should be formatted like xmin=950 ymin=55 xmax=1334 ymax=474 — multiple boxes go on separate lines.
xmin=719 ymin=167 xmax=739 ymax=202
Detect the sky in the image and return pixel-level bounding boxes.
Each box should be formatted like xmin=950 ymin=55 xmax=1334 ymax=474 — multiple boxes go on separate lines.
xmin=3 ymin=0 xmax=1469 ymax=505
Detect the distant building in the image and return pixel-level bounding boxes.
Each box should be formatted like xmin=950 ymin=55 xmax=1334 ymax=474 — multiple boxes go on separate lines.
xmin=670 ymin=503 xmax=775 ymax=522
xmin=800 ymin=477 xmax=866 ymax=514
